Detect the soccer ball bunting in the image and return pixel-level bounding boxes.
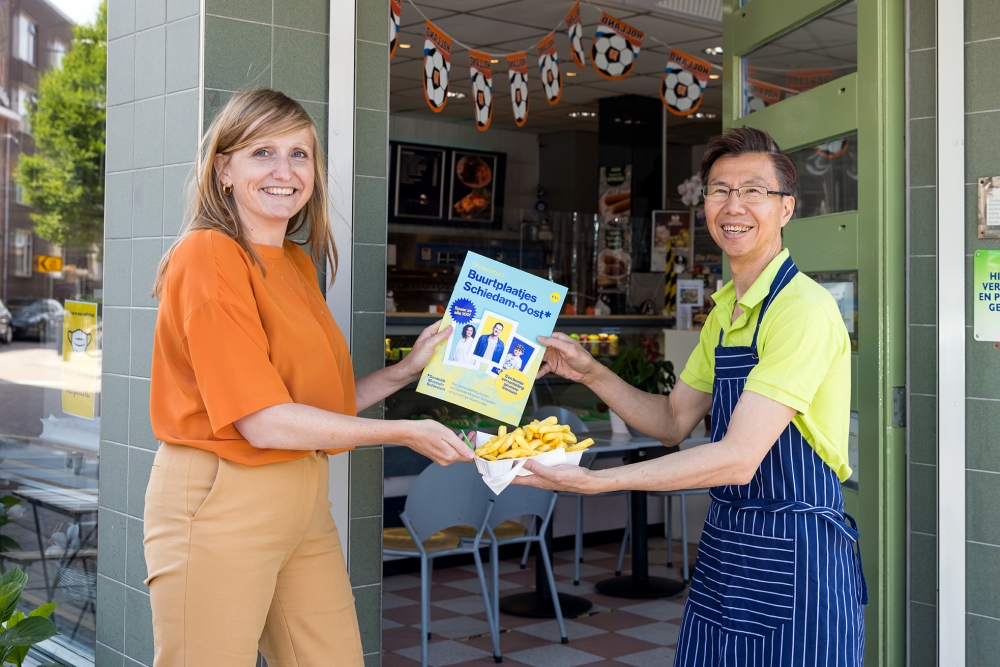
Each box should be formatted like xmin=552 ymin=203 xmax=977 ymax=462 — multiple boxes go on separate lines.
xmin=537 ymin=33 xmax=562 ymax=105
xmin=591 ymin=13 xmax=644 ymax=81
xmin=389 ymin=0 xmax=402 ymax=59
xmin=565 ymin=2 xmax=586 ymax=69
xmin=469 ymin=50 xmax=493 ymax=131
xmin=660 ymin=49 xmax=711 ymax=116
xmin=396 ymin=3 xmax=722 ymax=130
xmin=423 ymin=21 xmax=452 ymax=113
xmin=507 ymin=52 xmax=529 ymax=127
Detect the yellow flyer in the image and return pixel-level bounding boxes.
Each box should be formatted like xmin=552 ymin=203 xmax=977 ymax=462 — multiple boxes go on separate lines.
xmin=416 ymin=253 xmax=567 ymax=426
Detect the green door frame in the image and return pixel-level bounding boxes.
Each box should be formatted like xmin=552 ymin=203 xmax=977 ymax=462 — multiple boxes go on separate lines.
xmin=721 ymin=0 xmax=906 ymax=665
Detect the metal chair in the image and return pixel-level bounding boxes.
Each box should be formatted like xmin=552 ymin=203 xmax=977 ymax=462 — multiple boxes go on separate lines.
xmin=527 ymin=407 xmax=631 ymax=584
xmin=382 ymin=462 xmax=501 ymax=667
xmin=650 ymin=488 xmax=709 ymax=582
xmin=483 ymin=484 xmax=569 ymax=643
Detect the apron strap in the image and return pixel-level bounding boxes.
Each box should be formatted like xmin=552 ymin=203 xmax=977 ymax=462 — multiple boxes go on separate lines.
xmin=750 ymin=255 xmax=799 ymax=359
xmin=710 ymin=490 xmax=869 ymax=605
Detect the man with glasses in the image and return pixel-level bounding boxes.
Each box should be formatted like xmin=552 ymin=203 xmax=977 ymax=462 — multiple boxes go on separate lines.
xmin=515 ymin=127 xmax=866 ymax=666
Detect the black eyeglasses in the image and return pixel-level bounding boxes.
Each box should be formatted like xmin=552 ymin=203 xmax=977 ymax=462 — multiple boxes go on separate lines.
xmin=701 ymin=185 xmax=793 ymax=203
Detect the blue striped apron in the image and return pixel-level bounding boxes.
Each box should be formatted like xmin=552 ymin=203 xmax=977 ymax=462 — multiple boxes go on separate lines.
xmin=674 ymin=256 xmax=867 ymax=666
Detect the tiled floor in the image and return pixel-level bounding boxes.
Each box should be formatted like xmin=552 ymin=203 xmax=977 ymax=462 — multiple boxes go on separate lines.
xmin=382 ymin=537 xmax=696 ymax=667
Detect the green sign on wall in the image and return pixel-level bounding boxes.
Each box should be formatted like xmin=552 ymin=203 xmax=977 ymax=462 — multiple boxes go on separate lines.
xmin=974 ymin=250 xmax=1000 ymax=341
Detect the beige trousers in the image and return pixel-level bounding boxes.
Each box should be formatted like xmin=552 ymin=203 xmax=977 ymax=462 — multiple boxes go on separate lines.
xmin=143 ymin=443 xmax=364 ymax=667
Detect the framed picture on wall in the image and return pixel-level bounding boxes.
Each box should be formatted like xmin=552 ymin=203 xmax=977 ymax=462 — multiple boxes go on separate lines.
xmin=392 ymin=144 xmax=446 ymax=220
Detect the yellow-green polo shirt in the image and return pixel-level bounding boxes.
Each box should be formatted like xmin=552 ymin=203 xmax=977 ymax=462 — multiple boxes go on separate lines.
xmin=679 ymin=249 xmax=852 ymax=482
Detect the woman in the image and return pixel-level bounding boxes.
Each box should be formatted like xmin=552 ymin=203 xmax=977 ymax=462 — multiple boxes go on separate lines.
xmin=452 ymin=324 xmax=477 ymax=364
xmin=515 ymin=127 xmax=866 ymax=665
xmin=145 ymin=89 xmax=472 ymax=667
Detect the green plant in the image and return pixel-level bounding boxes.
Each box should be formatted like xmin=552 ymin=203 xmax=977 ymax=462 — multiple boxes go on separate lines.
xmin=0 ymin=498 xmax=24 ymax=553
xmin=610 ymin=334 xmax=677 ymax=396
xmin=0 ymin=569 xmax=58 ymax=666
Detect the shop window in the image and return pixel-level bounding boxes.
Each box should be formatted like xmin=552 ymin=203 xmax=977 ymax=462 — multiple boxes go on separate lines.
xmin=12 ymin=228 xmax=32 ymax=277
xmin=787 ymin=134 xmax=858 ymax=218
xmin=741 ymin=0 xmax=857 ymax=117
xmin=15 ymin=14 xmax=37 ymax=67
xmin=0 ymin=237 xmax=102 ymax=655
xmin=14 ymin=182 xmax=25 ymax=204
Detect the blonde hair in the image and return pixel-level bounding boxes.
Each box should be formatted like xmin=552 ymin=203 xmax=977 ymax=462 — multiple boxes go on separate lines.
xmin=153 ymin=88 xmax=337 ymax=296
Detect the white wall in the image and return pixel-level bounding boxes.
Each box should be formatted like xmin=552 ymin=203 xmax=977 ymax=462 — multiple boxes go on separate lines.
xmin=389 ymin=114 xmax=539 ymax=230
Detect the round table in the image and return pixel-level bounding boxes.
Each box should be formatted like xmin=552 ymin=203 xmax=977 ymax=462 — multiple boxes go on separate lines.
xmin=588 ymin=426 xmax=710 ymax=599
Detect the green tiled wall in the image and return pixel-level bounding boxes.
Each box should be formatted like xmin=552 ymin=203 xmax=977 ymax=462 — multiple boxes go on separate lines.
xmin=962 ymin=0 xmax=1000 ymax=664
xmin=907 ymin=0 xmax=1000 ymax=664
xmin=101 ymin=0 xmax=387 ymax=665
xmin=99 ymin=0 xmax=200 ymax=664
xmin=906 ymin=0 xmax=937 ymax=656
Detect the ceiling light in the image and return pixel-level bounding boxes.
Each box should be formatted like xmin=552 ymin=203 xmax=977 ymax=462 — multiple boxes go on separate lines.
xmin=399 ymin=43 xmax=411 ymax=49
xmin=490 ymin=58 xmax=499 ymax=64
xmin=568 ymin=111 xmax=596 ymax=118
xmin=703 ymin=46 xmax=723 ymax=56
xmin=694 ymin=113 xmax=704 ymax=118
xmin=709 ymin=74 xmax=719 ymax=79
xmin=447 ymin=91 xmax=466 ymax=99
xmin=705 ymin=113 xmax=717 ymax=119
xmin=566 ymin=71 xmax=577 ymax=77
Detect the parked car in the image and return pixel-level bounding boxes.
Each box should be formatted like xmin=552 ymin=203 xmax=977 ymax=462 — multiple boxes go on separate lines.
xmin=7 ymin=298 xmax=64 ymax=342
xmin=0 ymin=300 xmax=12 ymax=344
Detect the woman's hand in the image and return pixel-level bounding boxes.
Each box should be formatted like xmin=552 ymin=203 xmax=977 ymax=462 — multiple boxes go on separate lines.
xmin=403 ymin=419 xmax=475 ymax=465
xmin=535 ymin=332 xmax=602 ymax=384
xmin=398 ymin=321 xmax=453 ymax=383
xmin=510 ymin=460 xmax=601 ymax=494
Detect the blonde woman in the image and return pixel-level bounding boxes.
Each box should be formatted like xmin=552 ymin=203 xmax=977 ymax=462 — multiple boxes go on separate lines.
xmin=145 ymin=89 xmax=472 ymax=666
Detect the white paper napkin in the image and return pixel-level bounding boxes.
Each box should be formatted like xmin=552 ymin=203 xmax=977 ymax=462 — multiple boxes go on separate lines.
xmin=472 ymin=431 xmax=584 ymax=495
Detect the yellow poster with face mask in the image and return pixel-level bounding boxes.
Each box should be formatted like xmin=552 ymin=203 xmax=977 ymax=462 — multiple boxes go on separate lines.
xmin=62 ymin=300 xmax=99 ymax=419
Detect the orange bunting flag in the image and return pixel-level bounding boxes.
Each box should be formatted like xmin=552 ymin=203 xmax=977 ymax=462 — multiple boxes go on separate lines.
xmin=507 ymin=52 xmax=529 ymax=127
xmin=591 ymin=13 xmax=644 ymax=80
xmin=389 ymin=0 xmax=402 ymax=59
xmin=537 ymin=33 xmax=562 ymax=105
xmin=423 ymin=21 xmax=452 ymax=112
xmin=660 ymin=49 xmax=712 ymax=116
xmin=746 ymin=78 xmax=782 ymax=113
xmin=469 ymin=50 xmax=493 ymax=131
xmin=565 ymin=2 xmax=586 ymax=69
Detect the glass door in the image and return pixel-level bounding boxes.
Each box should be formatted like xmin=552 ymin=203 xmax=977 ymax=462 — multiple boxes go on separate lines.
xmin=722 ymin=0 xmax=905 ymax=664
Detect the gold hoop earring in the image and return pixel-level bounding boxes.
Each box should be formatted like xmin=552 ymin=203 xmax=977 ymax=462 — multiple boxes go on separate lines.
xmin=223 ymin=184 xmax=233 ymax=196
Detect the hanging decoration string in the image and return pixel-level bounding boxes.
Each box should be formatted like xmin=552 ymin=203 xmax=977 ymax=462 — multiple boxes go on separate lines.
xmin=404 ymin=0 xmax=720 ymax=71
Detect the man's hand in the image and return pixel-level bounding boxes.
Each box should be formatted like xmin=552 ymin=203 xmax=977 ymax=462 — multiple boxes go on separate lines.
xmin=535 ymin=332 xmax=602 ymax=383
xmin=509 ymin=459 xmax=601 ymax=493
xmin=398 ymin=321 xmax=453 ymax=382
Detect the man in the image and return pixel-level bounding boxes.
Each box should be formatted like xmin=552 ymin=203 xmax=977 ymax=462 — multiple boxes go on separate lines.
xmin=516 ymin=127 xmax=866 ymax=666
xmin=474 ymin=322 xmax=505 ymax=364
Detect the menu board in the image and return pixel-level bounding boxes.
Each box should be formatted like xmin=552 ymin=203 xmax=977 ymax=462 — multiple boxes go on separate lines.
xmin=389 ymin=141 xmax=506 ymax=228
xmin=393 ymin=145 xmax=446 ymax=219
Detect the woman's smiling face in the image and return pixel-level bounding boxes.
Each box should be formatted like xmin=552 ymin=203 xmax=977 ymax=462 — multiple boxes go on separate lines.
xmin=215 ymin=126 xmax=315 ymax=233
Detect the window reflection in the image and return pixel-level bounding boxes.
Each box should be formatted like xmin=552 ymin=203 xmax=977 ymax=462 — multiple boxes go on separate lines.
xmin=742 ymin=1 xmax=857 ymax=116
xmin=787 ymin=134 xmax=858 ymax=218
xmin=0 ymin=239 xmax=101 ymax=657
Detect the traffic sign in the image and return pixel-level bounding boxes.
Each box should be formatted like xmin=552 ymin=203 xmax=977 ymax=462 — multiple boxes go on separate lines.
xmin=35 ymin=255 xmax=62 ymax=273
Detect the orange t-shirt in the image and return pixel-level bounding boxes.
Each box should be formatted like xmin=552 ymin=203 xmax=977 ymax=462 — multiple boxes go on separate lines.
xmin=150 ymin=230 xmax=356 ymax=465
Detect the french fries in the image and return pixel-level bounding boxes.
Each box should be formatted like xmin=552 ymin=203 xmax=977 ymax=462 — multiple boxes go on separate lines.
xmin=474 ymin=416 xmax=595 ymax=460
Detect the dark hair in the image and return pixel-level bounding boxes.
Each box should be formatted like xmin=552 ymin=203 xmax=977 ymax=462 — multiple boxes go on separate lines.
xmin=700 ymin=127 xmax=797 ymax=195
xmin=462 ymin=324 xmax=476 ymax=337
xmin=493 ymin=322 xmax=504 ymax=330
